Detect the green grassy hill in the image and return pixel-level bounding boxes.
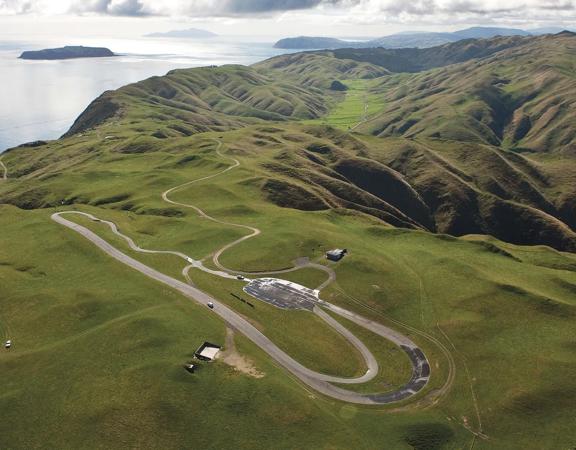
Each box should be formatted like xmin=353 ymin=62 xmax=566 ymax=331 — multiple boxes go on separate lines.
xmin=65 ymin=58 xmax=389 ymax=140
xmin=355 ymin=32 xmax=576 ymax=154
xmin=262 ymin=34 xmax=530 ymax=75
xmin=257 ymin=32 xmax=576 ymax=251
xmin=1 ymin=32 xmax=576 ymax=449
xmin=65 ymin=64 xmax=331 ymax=139
xmin=331 ymin=35 xmax=530 ymax=72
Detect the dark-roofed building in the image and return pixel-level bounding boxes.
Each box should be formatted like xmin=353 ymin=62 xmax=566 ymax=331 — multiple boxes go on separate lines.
xmin=326 ymin=249 xmax=347 ymax=261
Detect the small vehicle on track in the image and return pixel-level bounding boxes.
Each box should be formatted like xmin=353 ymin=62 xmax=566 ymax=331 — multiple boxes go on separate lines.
xmin=4 ymin=340 xmax=12 ymax=349
xmin=236 ymin=275 xmax=245 ymax=280
xmin=207 ymin=302 xmax=214 ymax=309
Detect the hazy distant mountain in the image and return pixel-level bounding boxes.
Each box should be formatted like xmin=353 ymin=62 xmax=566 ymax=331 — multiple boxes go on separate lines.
xmin=19 ymin=46 xmax=115 ymax=60
xmin=368 ymin=32 xmax=456 ymax=48
xmin=529 ymin=27 xmax=575 ymax=35
xmin=274 ymin=36 xmax=351 ymax=49
xmin=452 ymin=26 xmax=531 ymax=39
xmin=146 ymin=28 xmax=218 ymax=39
xmin=275 ymin=26 xmax=535 ymax=50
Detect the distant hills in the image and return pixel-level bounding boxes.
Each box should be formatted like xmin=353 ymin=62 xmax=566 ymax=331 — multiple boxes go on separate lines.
xmin=146 ymin=28 xmax=218 ymax=39
xmin=274 ymin=36 xmax=350 ymax=49
xmin=7 ymin=32 xmax=576 ymax=252
xmin=274 ymin=26 xmax=568 ymax=50
xmin=262 ymin=32 xmax=576 ymax=249
xmin=19 ymin=46 xmax=115 ymax=60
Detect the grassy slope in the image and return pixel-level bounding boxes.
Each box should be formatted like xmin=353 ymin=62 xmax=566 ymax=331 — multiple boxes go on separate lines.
xmin=16 ymin=33 xmax=574 ymax=252
xmin=66 ymin=56 xmax=389 ymax=141
xmin=2 ymin=206 xmax=454 ymax=450
xmin=253 ymin=52 xmax=389 ymax=88
xmin=1 ymin=34 xmax=576 ymax=448
xmin=330 ymin=35 xmax=531 ymax=73
xmin=250 ymin=34 xmax=576 ymax=252
xmin=356 ymin=33 xmax=576 ymax=154
xmin=304 ymin=79 xmax=386 ymax=130
xmin=2 ymin=125 xmax=576 ymax=448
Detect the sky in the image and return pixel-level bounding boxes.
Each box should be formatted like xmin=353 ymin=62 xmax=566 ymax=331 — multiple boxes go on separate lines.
xmin=0 ymin=0 xmax=575 ymax=39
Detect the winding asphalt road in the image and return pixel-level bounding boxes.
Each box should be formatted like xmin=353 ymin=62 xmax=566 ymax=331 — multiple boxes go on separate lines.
xmin=51 ymin=141 xmax=432 ymax=405
xmin=52 ymin=211 xmax=429 ymax=404
xmin=0 ymin=159 xmax=7 ymax=180
xmin=162 ymin=142 xmax=336 ymax=290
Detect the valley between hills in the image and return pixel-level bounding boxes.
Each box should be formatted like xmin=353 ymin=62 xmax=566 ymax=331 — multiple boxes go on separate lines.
xmin=1 ymin=32 xmax=575 ymax=449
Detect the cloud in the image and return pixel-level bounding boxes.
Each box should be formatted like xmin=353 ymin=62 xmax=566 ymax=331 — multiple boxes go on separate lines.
xmin=224 ymin=0 xmax=337 ymax=13
xmin=70 ymin=0 xmax=147 ymax=16
xmin=348 ymin=0 xmax=576 ymax=23
xmin=1 ymin=0 xmax=576 ymax=26
xmin=0 ymin=0 xmax=356 ymax=16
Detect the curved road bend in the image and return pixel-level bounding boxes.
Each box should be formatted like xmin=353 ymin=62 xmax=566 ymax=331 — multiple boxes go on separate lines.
xmin=161 ymin=142 xmax=336 ymax=290
xmin=52 ymin=211 xmax=430 ymax=405
xmin=161 ymin=144 xmax=260 ymax=272
xmin=62 ymin=211 xmax=237 ymax=280
xmin=0 ymin=159 xmax=7 ymax=180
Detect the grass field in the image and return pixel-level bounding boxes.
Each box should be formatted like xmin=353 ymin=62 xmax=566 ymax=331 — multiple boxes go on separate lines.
xmin=1 ymin=40 xmax=576 ymax=447
xmin=2 ymin=129 xmax=576 ymax=448
xmin=306 ymin=79 xmax=386 ymax=130
xmin=0 ymin=206 xmax=468 ymax=450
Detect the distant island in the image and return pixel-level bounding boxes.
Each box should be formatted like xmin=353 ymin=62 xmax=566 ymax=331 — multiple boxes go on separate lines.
xmin=146 ymin=28 xmax=218 ymax=39
xmin=19 ymin=46 xmax=115 ymax=60
xmin=274 ymin=26 xmax=534 ymax=50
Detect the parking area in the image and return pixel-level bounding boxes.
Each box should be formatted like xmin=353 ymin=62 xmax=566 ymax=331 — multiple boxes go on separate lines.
xmin=243 ymin=278 xmax=318 ymax=311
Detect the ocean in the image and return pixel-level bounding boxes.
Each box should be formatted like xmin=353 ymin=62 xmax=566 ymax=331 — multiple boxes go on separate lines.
xmin=0 ymin=35 xmax=292 ymax=153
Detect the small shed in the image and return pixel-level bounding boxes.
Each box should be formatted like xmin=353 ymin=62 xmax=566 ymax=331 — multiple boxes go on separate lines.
xmin=326 ymin=249 xmax=347 ymax=262
xmin=194 ymin=342 xmax=221 ymax=361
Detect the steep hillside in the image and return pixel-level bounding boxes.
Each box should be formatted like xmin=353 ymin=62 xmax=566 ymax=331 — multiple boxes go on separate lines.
xmin=4 ymin=33 xmax=576 ymax=252
xmin=253 ymin=51 xmax=389 ymax=87
xmin=66 ymin=64 xmax=330 ymax=138
xmin=224 ymin=127 xmax=576 ymax=251
xmin=356 ymin=32 xmax=576 ymax=154
xmin=332 ymin=35 xmax=528 ymax=72
xmin=67 ymin=58 xmax=388 ymax=139
xmin=3 ymin=121 xmax=576 ymax=252
xmin=365 ymin=138 xmax=576 ymax=251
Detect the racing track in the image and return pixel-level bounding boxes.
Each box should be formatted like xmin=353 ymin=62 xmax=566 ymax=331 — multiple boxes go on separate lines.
xmin=51 ymin=140 xmax=434 ymax=405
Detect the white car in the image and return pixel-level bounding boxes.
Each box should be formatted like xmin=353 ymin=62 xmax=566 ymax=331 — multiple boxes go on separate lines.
xmin=4 ymin=340 xmax=11 ymax=349
xmin=207 ymin=302 xmax=214 ymax=309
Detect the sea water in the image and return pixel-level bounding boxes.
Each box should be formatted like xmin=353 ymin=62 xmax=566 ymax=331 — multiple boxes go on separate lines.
xmin=0 ymin=36 xmax=292 ymax=152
